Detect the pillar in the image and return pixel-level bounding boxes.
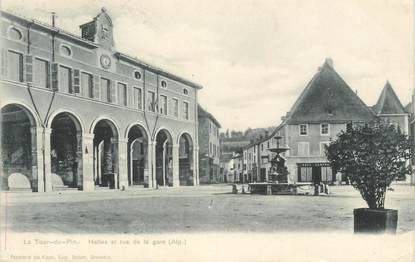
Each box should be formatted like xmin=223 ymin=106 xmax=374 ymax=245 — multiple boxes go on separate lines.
xmin=76 ymin=131 xmax=83 ymax=188
xmin=118 ymin=138 xmax=128 ymax=190
xmin=172 ymin=144 xmax=180 ymax=187
xmin=31 ymin=127 xmax=44 ymax=192
xmin=82 ymin=133 xmax=95 ymax=191
xmin=43 ymin=127 xmax=53 ymax=192
xmin=193 ymin=146 xmax=199 ymax=186
xmin=149 ymin=141 xmax=156 ymax=188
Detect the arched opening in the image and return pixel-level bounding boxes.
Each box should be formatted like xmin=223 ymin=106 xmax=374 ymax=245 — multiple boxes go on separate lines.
xmin=155 ymin=129 xmax=173 ymax=187
xmin=127 ymin=125 xmax=148 ymax=187
xmin=93 ymin=119 xmax=119 ymax=189
xmin=1 ymin=104 xmax=36 ymax=191
xmin=50 ymin=112 xmax=82 ymax=190
xmin=179 ymin=133 xmax=194 ymax=186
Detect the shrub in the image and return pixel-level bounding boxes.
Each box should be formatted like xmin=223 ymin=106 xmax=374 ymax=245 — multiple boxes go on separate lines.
xmin=325 ymin=121 xmax=411 ymax=209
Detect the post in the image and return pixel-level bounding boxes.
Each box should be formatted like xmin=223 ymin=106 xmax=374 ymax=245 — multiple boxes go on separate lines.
xmin=43 ymin=127 xmax=53 ymax=192
xmin=118 ymin=138 xmax=128 ymax=190
xmin=82 ymin=133 xmax=95 ymax=191
xmin=172 ymin=144 xmax=180 ymax=187
xmin=193 ymin=146 xmax=199 ymax=186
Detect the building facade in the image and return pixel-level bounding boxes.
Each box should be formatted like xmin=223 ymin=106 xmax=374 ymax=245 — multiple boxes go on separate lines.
xmin=1 ymin=9 xmax=201 ymax=192
xmin=198 ymin=105 xmax=221 ymax=184
xmin=242 ymin=59 xmax=411 ymax=184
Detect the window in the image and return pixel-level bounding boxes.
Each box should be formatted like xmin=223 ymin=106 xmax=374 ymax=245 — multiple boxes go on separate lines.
xmin=298 ymin=142 xmax=309 ymax=156
xmin=321 ymin=123 xmax=329 ymax=135
xmin=117 ymin=82 xmax=127 ymax=106
xmin=161 ymin=80 xmax=167 ymax=88
xmin=183 ymin=88 xmax=188 ymax=95
xmin=59 ymin=65 xmax=72 ymax=93
xmin=267 ymin=141 xmax=270 ymax=148
xmin=9 ymin=27 xmax=23 ymax=41
xmin=172 ymin=98 xmax=179 ymax=117
xmin=160 ymin=95 xmax=167 ymax=115
xmin=182 ymin=101 xmax=189 ymax=120
xmin=262 ymin=157 xmax=268 ymax=164
xmin=299 ymin=124 xmax=308 ymax=136
xmin=261 ymin=144 xmax=264 ymax=151
xmin=7 ymin=50 xmax=23 ymax=82
xmin=133 ymin=87 xmax=142 ymax=109
xmin=33 ymin=58 xmax=49 ymax=88
xmin=100 ymin=78 xmax=111 ymax=102
xmin=81 ymin=72 xmax=93 ymax=98
xmin=134 ymin=71 xmax=141 ymax=80
xmin=60 ymin=45 xmax=72 ymax=57
xmin=148 ymin=91 xmax=156 ymax=112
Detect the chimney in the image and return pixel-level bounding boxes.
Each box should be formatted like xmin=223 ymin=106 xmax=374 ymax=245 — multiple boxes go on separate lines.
xmin=265 ymin=131 xmax=269 ymax=137
xmin=325 ymin=58 xmax=333 ymax=68
xmin=51 ymin=12 xmax=56 ymax=27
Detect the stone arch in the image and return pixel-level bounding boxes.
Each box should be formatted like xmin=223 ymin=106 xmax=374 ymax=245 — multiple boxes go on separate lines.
xmin=0 ymin=101 xmax=40 ymax=127
xmin=126 ymin=124 xmax=149 ymax=186
xmin=1 ymin=103 xmax=39 ymax=191
xmin=50 ymin=111 xmax=84 ymax=190
xmin=89 ymin=116 xmax=120 ymax=137
xmin=124 ymin=122 xmax=149 ymax=140
xmin=47 ymin=109 xmax=85 ymax=132
xmin=178 ymin=132 xmax=194 ymax=186
xmin=92 ymin=118 xmax=119 ymax=189
xmin=155 ymin=128 xmax=173 ymax=187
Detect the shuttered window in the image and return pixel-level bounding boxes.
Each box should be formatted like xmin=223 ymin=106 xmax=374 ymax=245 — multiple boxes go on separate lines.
xmin=100 ymin=78 xmax=111 ymax=102
xmin=297 ymin=142 xmax=309 ymax=156
xmin=182 ymin=101 xmax=189 ymax=120
xmin=81 ymin=72 xmax=93 ymax=98
xmin=33 ymin=58 xmax=49 ymax=88
xmin=7 ymin=50 xmax=23 ymax=82
xmin=58 ymin=65 xmax=72 ymax=93
xmin=148 ymin=91 xmax=156 ymax=112
xmin=117 ymin=82 xmax=127 ymax=106
xmin=172 ymin=98 xmax=179 ymax=118
xmin=133 ymin=87 xmax=142 ymax=109
xmin=160 ymin=95 xmax=167 ymax=115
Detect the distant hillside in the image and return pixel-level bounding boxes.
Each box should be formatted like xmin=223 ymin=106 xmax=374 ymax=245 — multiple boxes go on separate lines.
xmin=220 ymin=126 xmax=275 ymax=154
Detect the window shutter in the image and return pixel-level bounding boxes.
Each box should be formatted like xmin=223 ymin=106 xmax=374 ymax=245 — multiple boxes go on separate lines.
xmin=110 ymin=80 xmax=116 ymax=104
xmin=73 ymin=69 xmax=80 ymax=94
xmin=51 ymin=62 xmax=59 ymax=91
xmin=93 ymin=74 xmax=100 ymax=99
xmin=25 ymin=55 xmax=33 ymax=83
xmin=1 ymin=48 xmax=8 ymax=79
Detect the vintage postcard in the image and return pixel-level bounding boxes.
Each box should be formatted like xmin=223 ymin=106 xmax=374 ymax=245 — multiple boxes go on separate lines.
xmin=0 ymin=0 xmax=414 ymax=261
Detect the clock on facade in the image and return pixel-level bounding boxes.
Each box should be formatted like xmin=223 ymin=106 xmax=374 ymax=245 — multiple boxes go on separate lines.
xmin=100 ymin=54 xmax=111 ymax=69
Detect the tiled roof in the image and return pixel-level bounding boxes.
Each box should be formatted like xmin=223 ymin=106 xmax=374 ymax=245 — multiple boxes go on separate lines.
xmin=285 ymin=59 xmax=377 ymax=124
xmin=372 ymin=82 xmax=406 ymax=115
xmin=198 ymin=104 xmax=221 ymax=128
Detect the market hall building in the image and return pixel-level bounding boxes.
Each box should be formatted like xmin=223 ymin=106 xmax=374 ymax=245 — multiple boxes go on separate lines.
xmin=0 ymin=8 xmax=202 ymax=192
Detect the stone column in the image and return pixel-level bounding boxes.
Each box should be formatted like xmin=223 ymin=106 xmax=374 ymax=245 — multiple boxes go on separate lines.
xmin=82 ymin=133 xmax=95 ymax=192
xmin=76 ymin=131 xmax=83 ymax=188
xmin=148 ymin=141 xmax=156 ymax=188
xmin=43 ymin=127 xmax=53 ymax=192
xmin=172 ymin=144 xmax=180 ymax=187
xmin=193 ymin=146 xmax=199 ymax=186
xmin=31 ymin=127 xmax=44 ymax=192
xmin=111 ymin=137 xmax=119 ymax=189
xmin=118 ymin=138 xmax=128 ymax=190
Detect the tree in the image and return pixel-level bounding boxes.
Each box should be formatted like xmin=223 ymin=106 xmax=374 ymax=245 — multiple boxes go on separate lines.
xmin=325 ymin=121 xmax=411 ymax=209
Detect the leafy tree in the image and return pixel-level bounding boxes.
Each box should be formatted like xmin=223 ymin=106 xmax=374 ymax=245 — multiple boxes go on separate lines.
xmin=325 ymin=121 xmax=411 ymax=209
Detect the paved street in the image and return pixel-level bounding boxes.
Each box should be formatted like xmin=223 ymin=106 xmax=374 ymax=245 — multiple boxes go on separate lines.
xmin=2 ymin=184 xmax=415 ymax=234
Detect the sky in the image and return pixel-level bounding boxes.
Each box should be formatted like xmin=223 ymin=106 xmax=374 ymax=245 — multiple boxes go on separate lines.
xmin=3 ymin=0 xmax=413 ymax=131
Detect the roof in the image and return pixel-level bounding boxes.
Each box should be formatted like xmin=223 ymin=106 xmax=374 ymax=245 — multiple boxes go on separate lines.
xmin=243 ymin=122 xmax=285 ymax=149
xmin=2 ymin=9 xmax=202 ymax=90
xmin=198 ymin=104 xmax=221 ymax=128
xmin=372 ymin=82 xmax=406 ymax=115
xmin=285 ymin=59 xmax=377 ymax=124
